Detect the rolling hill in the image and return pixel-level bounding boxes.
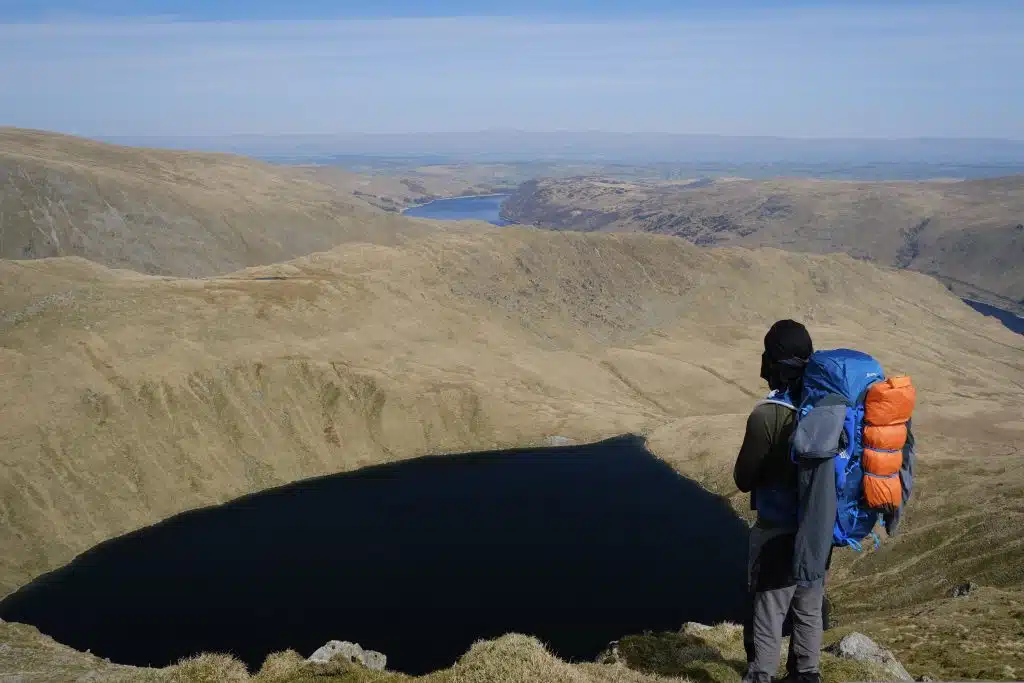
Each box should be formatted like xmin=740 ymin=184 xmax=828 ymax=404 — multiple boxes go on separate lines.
xmin=502 ymin=176 xmax=1024 ymax=312
xmin=0 ymin=128 xmax=457 ymax=277
xmin=0 ymin=131 xmax=1023 ymax=680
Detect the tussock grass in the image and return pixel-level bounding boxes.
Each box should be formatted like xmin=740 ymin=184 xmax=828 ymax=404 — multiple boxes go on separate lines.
xmin=616 ymin=623 xmax=892 ymax=683
xmin=0 ymin=620 xmax=893 ymax=683
xmin=254 ymin=650 xmax=308 ymax=681
xmin=165 ymin=653 xmax=251 ymax=682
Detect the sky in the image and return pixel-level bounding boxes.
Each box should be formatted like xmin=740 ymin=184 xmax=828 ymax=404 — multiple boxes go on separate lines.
xmin=1 ymin=1 xmax=1022 ymax=138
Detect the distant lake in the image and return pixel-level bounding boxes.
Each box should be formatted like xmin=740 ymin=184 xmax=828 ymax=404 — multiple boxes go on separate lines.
xmin=964 ymin=299 xmax=1024 ymax=335
xmin=403 ymin=194 xmax=513 ymax=225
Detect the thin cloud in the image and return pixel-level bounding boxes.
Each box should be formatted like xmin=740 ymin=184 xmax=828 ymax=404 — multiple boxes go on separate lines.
xmin=1 ymin=7 xmax=1021 ymax=137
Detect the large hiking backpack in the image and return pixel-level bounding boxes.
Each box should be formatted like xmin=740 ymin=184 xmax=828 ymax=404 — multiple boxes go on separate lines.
xmin=794 ymin=349 xmax=916 ymax=549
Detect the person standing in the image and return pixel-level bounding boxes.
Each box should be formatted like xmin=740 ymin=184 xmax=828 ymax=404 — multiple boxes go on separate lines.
xmin=734 ymin=320 xmax=824 ymax=683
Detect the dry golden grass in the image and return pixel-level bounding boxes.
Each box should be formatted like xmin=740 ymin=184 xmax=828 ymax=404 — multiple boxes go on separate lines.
xmin=829 ymin=586 xmax=1024 ymax=680
xmin=0 ymin=127 xmax=443 ymax=277
xmin=503 ymin=175 xmax=1024 ymax=311
xmin=295 ymin=164 xmax=501 ymax=213
xmin=3 ymin=227 xmax=1020 ymax=601
xmin=0 ymin=133 xmax=1022 ymax=681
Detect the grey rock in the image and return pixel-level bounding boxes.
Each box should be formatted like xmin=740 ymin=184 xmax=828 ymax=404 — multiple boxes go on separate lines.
xmin=951 ymin=581 xmax=978 ymax=597
xmin=825 ymin=632 xmax=912 ymax=681
xmin=0 ymin=643 xmax=10 ymax=654
xmin=596 ymin=640 xmax=622 ymax=665
xmin=545 ymin=436 xmax=575 ymax=447
xmin=682 ymin=622 xmax=713 ymax=632
xmin=308 ymin=640 xmax=386 ymax=671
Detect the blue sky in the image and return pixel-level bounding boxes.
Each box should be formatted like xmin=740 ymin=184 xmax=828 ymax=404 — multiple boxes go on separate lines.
xmin=1 ymin=1 xmax=1022 ymax=138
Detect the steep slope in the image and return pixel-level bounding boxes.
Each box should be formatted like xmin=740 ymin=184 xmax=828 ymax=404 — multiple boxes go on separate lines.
xmin=0 ymin=128 xmax=436 ymax=277
xmin=2 ymin=224 xmax=1021 ymax=591
xmin=502 ymin=176 xmax=1024 ymax=311
xmin=2 ymin=225 xmax=1023 ymax=677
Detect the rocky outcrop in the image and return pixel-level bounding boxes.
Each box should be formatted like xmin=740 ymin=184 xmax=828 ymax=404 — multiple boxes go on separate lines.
xmin=826 ymin=632 xmax=913 ymax=681
xmin=951 ymin=581 xmax=978 ymax=598
xmin=307 ymin=640 xmax=387 ymax=671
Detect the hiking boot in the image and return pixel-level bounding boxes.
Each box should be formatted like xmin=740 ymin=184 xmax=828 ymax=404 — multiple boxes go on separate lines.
xmin=776 ymin=673 xmax=821 ymax=683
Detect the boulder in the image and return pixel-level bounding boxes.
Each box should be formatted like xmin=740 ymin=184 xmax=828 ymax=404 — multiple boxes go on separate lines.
xmin=545 ymin=436 xmax=575 ymax=447
xmin=825 ymin=632 xmax=912 ymax=681
xmin=307 ymin=640 xmax=386 ymax=671
xmin=951 ymin=581 xmax=978 ymax=598
xmin=681 ymin=622 xmax=713 ymax=632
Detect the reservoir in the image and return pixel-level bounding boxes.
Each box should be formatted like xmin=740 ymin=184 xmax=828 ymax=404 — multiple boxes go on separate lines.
xmin=963 ymin=299 xmax=1024 ymax=335
xmin=0 ymin=435 xmax=747 ymax=675
xmin=403 ymin=194 xmax=513 ymax=225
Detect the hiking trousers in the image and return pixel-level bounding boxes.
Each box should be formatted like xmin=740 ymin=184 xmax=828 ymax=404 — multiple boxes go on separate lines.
xmin=742 ymin=525 xmax=825 ymax=681
xmin=745 ymin=579 xmax=825 ymax=680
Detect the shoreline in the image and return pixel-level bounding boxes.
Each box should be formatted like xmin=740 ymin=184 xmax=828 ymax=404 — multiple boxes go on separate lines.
xmin=401 ymin=192 xmax=512 ymax=213
xmin=963 ymin=298 xmax=1024 ymax=336
xmin=963 ymin=298 xmax=1024 ymax=320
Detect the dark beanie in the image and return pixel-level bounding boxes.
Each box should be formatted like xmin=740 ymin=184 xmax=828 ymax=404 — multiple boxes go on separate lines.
xmin=763 ymin=319 xmax=813 ymax=363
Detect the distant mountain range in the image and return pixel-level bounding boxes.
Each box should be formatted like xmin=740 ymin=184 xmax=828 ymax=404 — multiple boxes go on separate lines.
xmin=101 ymin=131 xmax=1024 ymax=168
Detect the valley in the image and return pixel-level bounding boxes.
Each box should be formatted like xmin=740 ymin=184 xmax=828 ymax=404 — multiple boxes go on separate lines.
xmin=0 ymin=131 xmax=1022 ymax=681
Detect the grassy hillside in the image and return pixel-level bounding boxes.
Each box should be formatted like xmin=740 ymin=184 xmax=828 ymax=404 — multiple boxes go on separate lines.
xmin=293 ymin=164 xmax=503 ymax=213
xmin=2 ymin=224 xmax=1022 ymax=681
xmin=0 ymin=620 xmax=895 ymax=683
xmin=502 ymin=176 xmax=1024 ymax=312
xmin=0 ymin=128 xmax=445 ymax=277
xmin=1 ymin=132 xmax=1022 ymax=681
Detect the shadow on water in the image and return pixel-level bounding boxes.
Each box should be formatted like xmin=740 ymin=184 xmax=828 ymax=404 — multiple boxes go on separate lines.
xmin=0 ymin=434 xmax=748 ymax=675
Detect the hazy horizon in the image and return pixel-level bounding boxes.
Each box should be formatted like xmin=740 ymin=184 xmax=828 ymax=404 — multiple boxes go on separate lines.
xmin=2 ymin=1 xmax=1023 ymax=140
xmin=86 ymin=130 xmax=1024 ymax=169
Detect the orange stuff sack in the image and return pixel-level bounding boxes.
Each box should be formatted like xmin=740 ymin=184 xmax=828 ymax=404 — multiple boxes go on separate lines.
xmin=864 ymin=474 xmax=903 ymax=510
xmin=863 ymin=424 xmax=907 ymax=451
xmin=864 ymin=375 xmax=916 ymax=426
xmin=863 ymin=448 xmax=903 ymax=477
xmin=861 ymin=375 xmax=915 ymax=509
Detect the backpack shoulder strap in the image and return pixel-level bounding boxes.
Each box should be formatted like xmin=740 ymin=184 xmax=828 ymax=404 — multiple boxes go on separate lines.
xmin=755 ymin=389 xmax=796 ymax=412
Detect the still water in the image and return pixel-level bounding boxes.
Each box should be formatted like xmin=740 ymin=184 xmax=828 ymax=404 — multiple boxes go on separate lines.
xmin=403 ymin=194 xmax=512 ymax=225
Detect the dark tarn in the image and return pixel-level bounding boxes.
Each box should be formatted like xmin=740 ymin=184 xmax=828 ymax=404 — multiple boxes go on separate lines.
xmin=0 ymin=435 xmax=748 ymax=675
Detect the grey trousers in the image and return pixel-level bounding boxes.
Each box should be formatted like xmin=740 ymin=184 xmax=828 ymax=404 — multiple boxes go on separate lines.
xmin=745 ymin=579 xmax=825 ymax=679
xmin=743 ymin=525 xmax=825 ymax=681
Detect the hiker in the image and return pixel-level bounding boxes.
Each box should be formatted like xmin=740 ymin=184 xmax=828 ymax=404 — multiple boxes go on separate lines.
xmin=735 ymin=320 xmax=916 ymax=683
xmin=734 ymin=320 xmax=822 ymax=683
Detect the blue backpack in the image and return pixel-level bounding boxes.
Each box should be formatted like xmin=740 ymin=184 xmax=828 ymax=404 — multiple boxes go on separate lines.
xmin=794 ymin=349 xmax=905 ymax=550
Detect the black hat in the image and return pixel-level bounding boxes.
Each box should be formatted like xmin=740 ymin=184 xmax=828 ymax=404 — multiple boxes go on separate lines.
xmin=760 ymin=320 xmax=813 ymax=388
xmin=763 ymin=319 xmax=813 ymax=363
